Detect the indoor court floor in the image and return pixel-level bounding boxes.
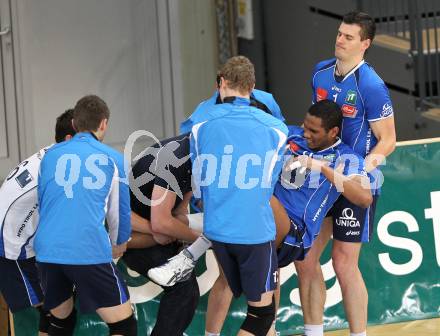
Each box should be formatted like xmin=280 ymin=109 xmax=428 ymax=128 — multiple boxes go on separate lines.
xmin=325 ymin=317 xmax=440 ymax=335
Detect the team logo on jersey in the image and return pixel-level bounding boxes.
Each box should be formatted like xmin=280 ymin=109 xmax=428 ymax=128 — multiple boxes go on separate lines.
xmin=289 ymin=141 xmax=300 ymax=152
xmin=15 ymin=169 xmax=33 ymax=188
xmin=345 ymin=90 xmax=357 ymax=105
xmin=323 ymin=153 xmax=336 ymax=162
xmin=336 ymin=208 xmax=361 ymax=227
xmin=341 ymin=104 xmax=357 ymax=118
xmin=316 ymin=87 xmax=328 ymax=101
xmin=381 ymin=102 xmax=393 ymax=117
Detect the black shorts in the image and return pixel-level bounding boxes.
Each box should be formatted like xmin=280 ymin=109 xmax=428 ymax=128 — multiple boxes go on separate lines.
xmin=328 ymin=194 xmax=379 ymax=242
xmin=211 ymin=240 xmax=278 ymax=302
xmin=277 ymin=223 xmax=308 ymax=268
xmin=122 ymin=241 xmax=183 ymax=277
xmin=0 ymin=257 xmax=44 ymax=312
xmin=38 ymin=262 xmax=129 ymax=313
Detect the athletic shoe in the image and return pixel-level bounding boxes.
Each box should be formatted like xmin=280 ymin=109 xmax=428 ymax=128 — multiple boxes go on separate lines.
xmin=147 ymin=249 xmax=196 ymax=286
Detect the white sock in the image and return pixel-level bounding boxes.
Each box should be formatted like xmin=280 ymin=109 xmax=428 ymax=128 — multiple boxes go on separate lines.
xmin=205 ymin=332 xmax=220 ymax=336
xmin=186 ymin=234 xmax=212 ymax=260
xmin=304 ymin=324 xmax=324 ymax=336
xmin=350 ymin=332 xmax=366 ymax=336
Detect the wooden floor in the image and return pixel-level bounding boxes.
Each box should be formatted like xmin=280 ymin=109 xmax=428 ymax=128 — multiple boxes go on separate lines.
xmin=325 ymin=318 xmax=440 ymax=335
xmin=374 ymin=28 xmax=440 ymax=54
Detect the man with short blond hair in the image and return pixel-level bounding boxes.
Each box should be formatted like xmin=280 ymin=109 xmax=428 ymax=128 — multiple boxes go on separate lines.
xmin=191 ymin=56 xmax=288 ymax=336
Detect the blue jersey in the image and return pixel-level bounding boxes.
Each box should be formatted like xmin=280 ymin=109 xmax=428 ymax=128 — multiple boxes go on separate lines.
xmin=35 ymin=133 xmax=131 ymax=265
xmin=274 ymin=126 xmax=367 ymax=250
xmin=180 ymin=89 xmax=285 ymax=134
xmin=312 ymin=58 xmax=393 ymax=158
xmin=191 ymin=97 xmax=288 ymax=244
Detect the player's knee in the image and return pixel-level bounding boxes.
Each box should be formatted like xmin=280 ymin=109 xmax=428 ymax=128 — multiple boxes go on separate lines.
xmin=241 ymin=299 xmax=275 ymax=336
xmin=36 ymin=306 xmax=51 ymax=334
xmin=332 ymin=250 xmax=358 ymax=277
xmin=48 ymin=308 xmax=77 ymax=336
xmin=107 ymin=314 xmax=137 ymax=336
xmin=295 ymin=259 xmax=320 ymax=279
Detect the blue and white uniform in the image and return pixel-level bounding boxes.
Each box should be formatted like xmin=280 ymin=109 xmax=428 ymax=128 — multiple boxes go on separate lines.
xmin=191 ymin=97 xmax=287 ymax=300
xmin=0 ymin=147 xmax=50 ymax=311
xmin=275 ymin=126 xmax=368 ymax=266
xmin=0 ymin=147 xmax=51 ymax=260
xmin=311 ymin=58 xmax=392 ymax=241
xmin=35 ymin=132 xmax=131 ymax=312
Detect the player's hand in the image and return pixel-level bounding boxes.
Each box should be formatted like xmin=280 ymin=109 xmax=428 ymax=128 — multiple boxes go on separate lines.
xmin=153 ymin=233 xmax=176 ymax=245
xmin=296 ymin=155 xmax=327 ymax=171
xmin=112 ymin=243 xmax=127 ymax=259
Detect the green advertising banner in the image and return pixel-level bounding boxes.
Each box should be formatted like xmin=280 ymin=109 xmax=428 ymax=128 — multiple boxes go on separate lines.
xmin=13 ymin=140 xmax=440 ymax=335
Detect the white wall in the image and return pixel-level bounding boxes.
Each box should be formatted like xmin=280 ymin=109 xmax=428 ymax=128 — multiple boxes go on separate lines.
xmin=178 ymin=0 xmax=218 ymax=118
xmin=0 ymin=0 xmax=218 ymax=177
xmin=12 ymin=0 xmax=179 ymax=156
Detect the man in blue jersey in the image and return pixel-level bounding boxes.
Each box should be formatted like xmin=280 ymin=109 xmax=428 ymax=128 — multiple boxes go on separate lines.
xmin=149 ymin=100 xmax=372 ymax=336
xmin=296 ymin=11 xmax=397 ymax=336
xmin=35 ymin=95 xmax=136 ymax=336
xmin=0 ymin=110 xmax=76 ymax=336
xmin=191 ymin=56 xmax=288 ymax=336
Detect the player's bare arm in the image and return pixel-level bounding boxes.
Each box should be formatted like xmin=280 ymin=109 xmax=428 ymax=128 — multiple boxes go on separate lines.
xmin=365 ymin=116 xmax=396 ymax=172
xmin=150 ymin=185 xmax=199 ymax=242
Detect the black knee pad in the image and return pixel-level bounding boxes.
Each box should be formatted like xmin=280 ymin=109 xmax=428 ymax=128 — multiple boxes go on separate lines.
xmin=241 ymin=299 xmax=275 ymax=336
xmin=37 ymin=306 xmax=51 ymax=333
xmin=108 ymin=314 xmax=137 ymax=336
xmin=48 ymin=308 xmax=77 ymax=336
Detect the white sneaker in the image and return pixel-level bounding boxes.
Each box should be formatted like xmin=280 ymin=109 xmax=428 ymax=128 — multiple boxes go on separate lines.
xmin=147 ymin=249 xmax=196 ymax=287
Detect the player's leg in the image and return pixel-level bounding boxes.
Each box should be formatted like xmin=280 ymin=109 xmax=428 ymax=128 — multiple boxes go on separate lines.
xmin=64 ymin=263 xmax=136 ymax=336
xmin=235 ymin=241 xmax=278 ymax=336
xmin=96 ymin=302 xmax=136 ymax=336
xmin=205 ymin=264 xmax=233 ymax=335
xmin=294 ymin=216 xmax=332 ymax=336
xmin=266 ymin=271 xmax=281 ymax=336
xmin=147 ymin=213 xmax=210 ymax=286
xmin=0 ymin=257 xmax=49 ymax=335
xmin=331 ymin=240 xmax=366 ymax=333
xmin=49 ymin=296 xmax=77 ymax=334
xmin=331 ymin=196 xmax=377 ymax=335
xmin=270 ymin=195 xmax=300 ymax=336
xmin=270 ymin=196 xmax=292 ymax=249
xmin=38 ymin=262 xmax=77 ymax=336
xmin=149 ymin=197 xmax=290 ymax=288
xmin=239 ymin=290 xmax=275 ymax=336
xmin=123 ymin=243 xmax=198 ymax=335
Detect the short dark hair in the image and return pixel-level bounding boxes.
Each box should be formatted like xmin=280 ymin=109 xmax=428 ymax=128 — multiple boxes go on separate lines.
xmin=73 ymin=95 xmax=110 ymax=132
xmin=55 ymin=109 xmax=76 ymax=143
xmin=308 ymin=100 xmax=343 ymax=131
xmin=343 ymin=11 xmax=376 ymax=41
xmin=218 ymin=56 xmax=255 ymax=95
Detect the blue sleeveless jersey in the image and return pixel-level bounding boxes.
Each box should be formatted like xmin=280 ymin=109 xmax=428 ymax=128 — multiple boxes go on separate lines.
xmin=274 ymin=126 xmax=367 ymax=250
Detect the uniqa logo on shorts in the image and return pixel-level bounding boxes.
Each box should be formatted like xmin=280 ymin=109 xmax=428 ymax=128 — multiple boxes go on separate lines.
xmin=335 ymin=208 xmax=361 ymax=227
